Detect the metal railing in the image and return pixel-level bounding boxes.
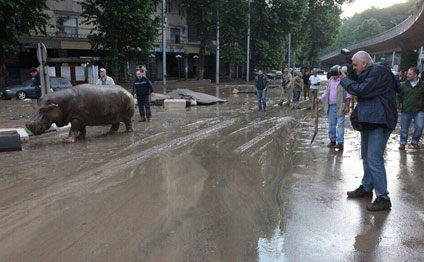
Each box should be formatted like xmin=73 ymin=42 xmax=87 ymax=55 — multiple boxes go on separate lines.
xmin=321 ymin=1 xmax=424 ymax=61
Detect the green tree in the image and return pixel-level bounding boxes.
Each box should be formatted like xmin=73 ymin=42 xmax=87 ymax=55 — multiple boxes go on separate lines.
xmin=0 ymin=0 xmax=49 ymax=88
xmin=250 ymin=0 xmax=307 ymax=70
xmin=185 ymin=0 xmax=306 ymax=78
xmin=185 ymin=0 xmax=217 ymax=79
xmin=324 ymin=0 xmax=416 ymax=54
xmin=185 ymin=0 xmax=249 ymax=79
xmin=301 ymin=0 xmax=353 ymax=66
xmin=353 ymin=18 xmax=385 ymax=41
xmin=81 ymin=0 xmax=160 ymax=78
xmin=219 ymin=0 xmax=249 ymax=78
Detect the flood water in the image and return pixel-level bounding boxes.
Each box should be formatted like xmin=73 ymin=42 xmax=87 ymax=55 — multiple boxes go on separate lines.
xmin=1 ymin=85 xmax=423 ymax=261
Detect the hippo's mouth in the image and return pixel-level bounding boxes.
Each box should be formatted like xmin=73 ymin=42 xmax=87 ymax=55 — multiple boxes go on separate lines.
xmin=26 ymin=118 xmax=52 ymax=135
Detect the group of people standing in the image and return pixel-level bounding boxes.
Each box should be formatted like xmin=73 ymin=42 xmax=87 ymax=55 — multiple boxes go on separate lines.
xmin=96 ymin=68 xmax=155 ymax=122
xmin=253 ymin=52 xmax=424 ymax=211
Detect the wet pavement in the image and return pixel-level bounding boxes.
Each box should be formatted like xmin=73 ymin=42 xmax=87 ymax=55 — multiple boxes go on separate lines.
xmin=1 ymin=83 xmax=424 ymax=261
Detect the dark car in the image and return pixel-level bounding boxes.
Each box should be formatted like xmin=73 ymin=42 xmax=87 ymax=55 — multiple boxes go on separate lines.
xmin=266 ymin=70 xmax=283 ymax=79
xmin=1 ymin=77 xmax=72 ymax=100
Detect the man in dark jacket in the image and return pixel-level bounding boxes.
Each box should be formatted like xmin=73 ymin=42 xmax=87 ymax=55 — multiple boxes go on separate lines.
xmin=133 ymin=69 xmax=154 ymax=122
xmin=254 ymin=70 xmax=268 ymax=111
xmin=340 ymin=51 xmax=398 ymax=211
xmin=30 ymin=67 xmax=41 ymax=100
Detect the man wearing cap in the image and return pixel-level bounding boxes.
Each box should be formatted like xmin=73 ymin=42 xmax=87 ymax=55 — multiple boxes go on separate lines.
xmin=282 ymin=68 xmax=292 ymax=89
xmin=96 ymin=68 xmax=115 ymax=85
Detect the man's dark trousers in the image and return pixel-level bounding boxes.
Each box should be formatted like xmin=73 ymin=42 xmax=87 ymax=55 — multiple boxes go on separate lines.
xmin=137 ymin=95 xmax=151 ymax=119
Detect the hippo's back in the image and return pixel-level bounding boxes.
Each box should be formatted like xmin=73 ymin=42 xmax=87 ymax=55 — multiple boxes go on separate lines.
xmin=68 ymin=84 xmax=134 ymax=125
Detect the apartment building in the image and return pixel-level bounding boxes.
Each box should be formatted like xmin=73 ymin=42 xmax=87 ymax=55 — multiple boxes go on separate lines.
xmin=12 ymin=0 xmax=99 ymax=85
xmin=7 ymin=0 xmax=202 ymax=86
xmin=150 ymin=1 xmax=201 ymax=80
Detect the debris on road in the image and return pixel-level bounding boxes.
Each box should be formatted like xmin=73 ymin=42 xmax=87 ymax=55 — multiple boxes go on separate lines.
xmin=0 ymin=130 xmax=22 ymax=152
xmin=0 ymin=128 xmax=29 ymax=143
xmin=167 ymin=89 xmax=227 ymax=105
xmin=163 ymin=99 xmax=187 ymax=110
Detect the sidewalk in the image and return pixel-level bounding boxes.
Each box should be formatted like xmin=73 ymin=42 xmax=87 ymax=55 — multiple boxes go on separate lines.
xmin=272 ymin=113 xmax=424 ymax=261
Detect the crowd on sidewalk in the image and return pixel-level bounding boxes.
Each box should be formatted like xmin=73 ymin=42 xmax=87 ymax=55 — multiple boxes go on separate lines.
xmin=253 ymin=51 xmax=424 ymax=212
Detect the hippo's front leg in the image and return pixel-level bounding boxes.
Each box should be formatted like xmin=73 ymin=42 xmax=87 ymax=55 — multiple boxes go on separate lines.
xmin=108 ymin=123 xmax=120 ymax=134
xmin=77 ymin=126 xmax=86 ymax=140
xmin=66 ymin=120 xmax=81 ymax=143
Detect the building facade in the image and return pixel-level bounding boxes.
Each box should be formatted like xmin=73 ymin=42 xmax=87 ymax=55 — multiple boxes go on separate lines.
xmin=7 ymin=0 xmax=202 ymax=86
xmin=149 ymin=1 xmax=201 ymax=80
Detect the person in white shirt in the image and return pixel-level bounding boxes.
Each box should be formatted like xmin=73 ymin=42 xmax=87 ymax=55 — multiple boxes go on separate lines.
xmin=96 ymin=68 xmax=115 ymax=85
xmin=309 ymin=71 xmax=321 ymax=110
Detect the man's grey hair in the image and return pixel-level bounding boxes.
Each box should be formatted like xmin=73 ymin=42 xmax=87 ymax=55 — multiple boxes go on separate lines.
xmin=353 ymin=51 xmax=374 ymax=65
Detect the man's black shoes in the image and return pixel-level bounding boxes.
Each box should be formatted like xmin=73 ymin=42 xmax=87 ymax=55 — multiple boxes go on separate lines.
xmin=347 ymin=185 xmax=373 ymax=198
xmin=367 ymin=197 xmax=392 ymax=211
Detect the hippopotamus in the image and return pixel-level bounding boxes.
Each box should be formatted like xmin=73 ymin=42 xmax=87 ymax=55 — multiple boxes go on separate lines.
xmin=26 ymin=84 xmax=135 ymax=142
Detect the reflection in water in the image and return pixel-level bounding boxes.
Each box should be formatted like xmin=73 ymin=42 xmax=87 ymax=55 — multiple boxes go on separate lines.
xmin=257 ymin=222 xmax=287 ymax=262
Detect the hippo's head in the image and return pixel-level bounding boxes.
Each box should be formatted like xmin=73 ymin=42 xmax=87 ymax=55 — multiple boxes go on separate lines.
xmin=26 ymin=98 xmax=64 ymax=135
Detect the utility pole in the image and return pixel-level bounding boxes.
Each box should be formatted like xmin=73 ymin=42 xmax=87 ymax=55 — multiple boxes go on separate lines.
xmin=288 ymin=33 xmax=291 ymax=69
xmin=216 ymin=6 xmax=220 ymax=85
xmin=162 ymin=0 xmax=167 ymax=85
xmin=293 ymin=51 xmax=296 ymax=71
xmin=246 ymin=0 xmax=251 ymax=82
xmin=392 ymin=51 xmax=396 ymax=69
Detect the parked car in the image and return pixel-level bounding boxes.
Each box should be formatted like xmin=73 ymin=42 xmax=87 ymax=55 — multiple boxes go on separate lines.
xmin=266 ymin=70 xmax=283 ymax=79
xmin=1 ymin=77 xmax=72 ymax=100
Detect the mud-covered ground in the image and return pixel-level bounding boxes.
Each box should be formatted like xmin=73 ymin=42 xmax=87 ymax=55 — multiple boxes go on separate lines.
xmin=0 ymin=82 xmax=423 ymax=262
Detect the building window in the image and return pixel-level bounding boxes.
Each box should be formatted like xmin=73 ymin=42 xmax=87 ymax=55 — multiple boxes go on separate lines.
xmin=171 ymin=28 xmax=180 ymax=43
xmin=167 ymin=0 xmax=172 ymax=13
xmin=178 ymin=4 xmax=185 ymax=17
xmin=57 ymin=16 xmax=79 ymax=38
xmin=64 ymin=17 xmax=79 ymax=38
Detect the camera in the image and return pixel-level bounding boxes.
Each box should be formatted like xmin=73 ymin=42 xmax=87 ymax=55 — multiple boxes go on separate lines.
xmin=329 ymin=48 xmax=357 ymax=81
xmin=329 ymin=65 xmax=348 ymax=76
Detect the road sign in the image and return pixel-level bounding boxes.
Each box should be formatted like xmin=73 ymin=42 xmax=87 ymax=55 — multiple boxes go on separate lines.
xmin=37 ymin=43 xmax=47 ymax=64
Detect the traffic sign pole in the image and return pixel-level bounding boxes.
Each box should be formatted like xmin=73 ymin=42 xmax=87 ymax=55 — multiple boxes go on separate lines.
xmin=37 ymin=43 xmax=50 ymax=96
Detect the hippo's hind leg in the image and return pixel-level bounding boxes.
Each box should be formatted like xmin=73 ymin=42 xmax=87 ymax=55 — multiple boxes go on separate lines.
xmin=108 ymin=123 xmax=120 ymax=134
xmin=124 ymin=120 xmax=134 ymax=132
xmin=77 ymin=126 xmax=86 ymax=140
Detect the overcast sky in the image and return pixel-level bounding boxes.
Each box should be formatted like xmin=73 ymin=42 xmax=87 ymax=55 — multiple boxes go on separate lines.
xmin=342 ymin=0 xmax=408 ymax=18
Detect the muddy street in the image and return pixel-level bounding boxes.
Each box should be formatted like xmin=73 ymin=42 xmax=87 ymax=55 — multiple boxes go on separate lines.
xmin=1 ymin=84 xmax=424 ymax=261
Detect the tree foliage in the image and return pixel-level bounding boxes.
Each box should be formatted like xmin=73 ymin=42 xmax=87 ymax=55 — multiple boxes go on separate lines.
xmin=324 ymin=0 xmax=416 ymax=55
xmin=296 ymin=0 xmax=353 ymax=67
xmin=250 ymin=0 xmax=307 ymax=70
xmin=0 ymin=0 xmax=49 ymax=88
xmin=185 ymin=0 xmax=307 ymax=77
xmin=81 ymin=0 xmax=160 ymax=64
xmin=184 ymin=0 xmax=249 ymax=79
xmin=353 ymin=18 xmax=385 ymax=41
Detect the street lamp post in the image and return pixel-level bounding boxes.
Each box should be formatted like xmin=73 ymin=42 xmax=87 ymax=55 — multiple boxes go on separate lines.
xmin=162 ymin=0 xmax=167 ymax=85
xmin=246 ymin=0 xmax=251 ymax=82
xmin=288 ymin=33 xmax=291 ymax=69
xmin=216 ymin=6 xmax=220 ymax=85
xmin=176 ymin=54 xmax=183 ymax=79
